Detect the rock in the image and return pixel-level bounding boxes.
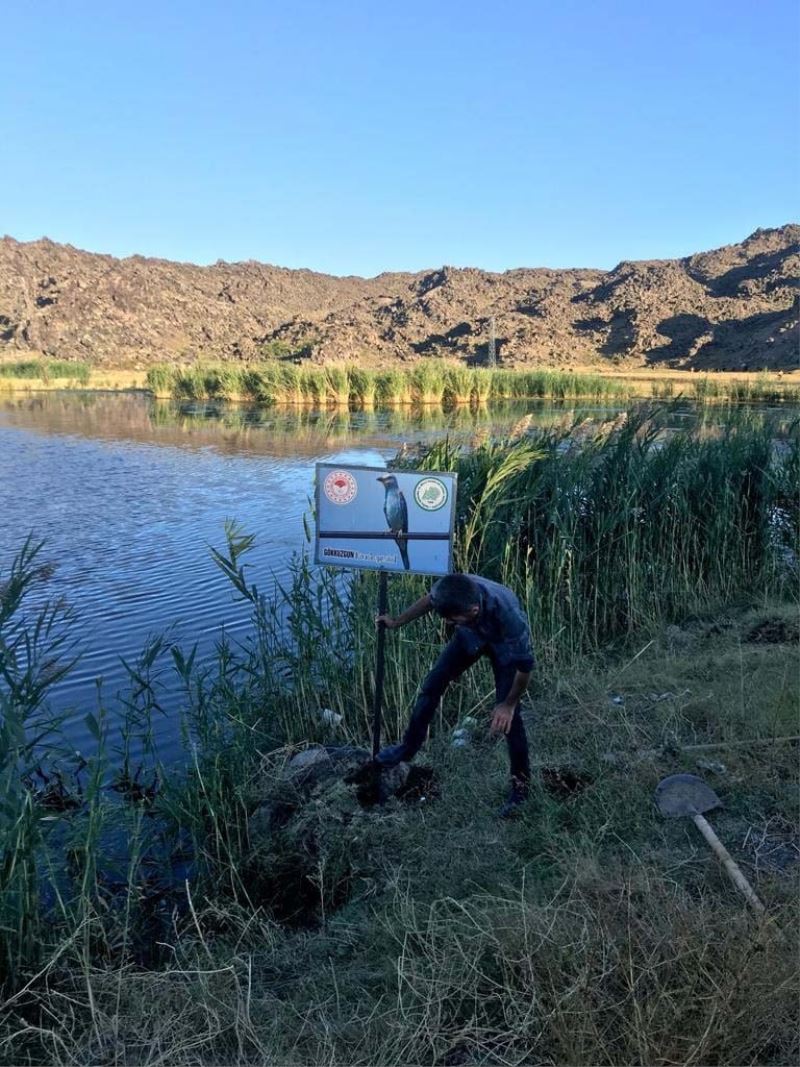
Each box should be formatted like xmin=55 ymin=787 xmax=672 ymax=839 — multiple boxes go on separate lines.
xmin=1 ymin=225 xmax=798 ymax=370
xmin=665 ymin=625 xmax=694 ymax=650
xmin=285 ymin=747 xmax=331 ymax=775
xmin=284 ymin=744 xmax=371 ymax=790
xmin=746 ymin=618 xmax=800 ymax=645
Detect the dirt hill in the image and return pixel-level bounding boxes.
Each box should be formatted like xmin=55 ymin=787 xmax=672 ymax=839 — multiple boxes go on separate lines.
xmin=1 ymin=226 xmax=797 ymax=371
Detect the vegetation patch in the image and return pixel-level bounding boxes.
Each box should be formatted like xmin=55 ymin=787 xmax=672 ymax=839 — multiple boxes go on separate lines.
xmin=0 ymin=358 xmax=91 ymax=384
xmin=145 ymin=360 xmax=800 ymax=407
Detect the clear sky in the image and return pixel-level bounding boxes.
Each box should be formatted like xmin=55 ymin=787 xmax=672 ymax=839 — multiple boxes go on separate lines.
xmin=1 ymin=0 xmax=797 ymax=275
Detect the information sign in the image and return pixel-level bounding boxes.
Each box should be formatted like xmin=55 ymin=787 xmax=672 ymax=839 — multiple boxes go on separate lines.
xmin=315 ymin=463 xmax=457 ymax=576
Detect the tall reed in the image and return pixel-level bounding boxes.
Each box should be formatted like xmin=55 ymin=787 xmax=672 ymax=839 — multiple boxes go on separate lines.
xmin=348 ymin=366 xmax=378 ymax=408
xmin=443 ymin=365 xmax=474 ymax=405
xmin=418 ymin=407 xmax=798 ymax=666
xmin=0 ymin=359 xmax=91 ymax=384
xmin=409 ymin=362 xmax=448 ymax=405
xmin=149 ymin=361 xmax=800 ymax=408
xmin=323 ymin=365 xmax=351 ymax=406
xmin=375 ymin=368 xmax=412 ymax=406
xmin=145 ymin=363 xmax=178 ymax=395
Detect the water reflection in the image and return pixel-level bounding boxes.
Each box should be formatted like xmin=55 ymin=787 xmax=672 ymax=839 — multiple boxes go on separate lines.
xmin=0 ymin=390 xmax=630 ymax=456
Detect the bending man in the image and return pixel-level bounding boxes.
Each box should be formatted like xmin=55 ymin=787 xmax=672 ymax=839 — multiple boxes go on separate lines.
xmin=375 ymin=572 xmax=533 ymax=818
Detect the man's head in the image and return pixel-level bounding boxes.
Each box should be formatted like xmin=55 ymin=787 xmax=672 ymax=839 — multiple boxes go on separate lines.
xmin=430 ymin=574 xmax=481 ymax=625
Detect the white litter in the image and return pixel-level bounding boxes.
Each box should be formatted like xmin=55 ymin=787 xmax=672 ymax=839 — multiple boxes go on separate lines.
xmin=318 ymin=708 xmax=343 ymax=727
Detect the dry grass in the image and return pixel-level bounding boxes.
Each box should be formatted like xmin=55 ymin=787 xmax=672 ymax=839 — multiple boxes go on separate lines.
xmin=0 ymin=368 xmax=147 ymax=392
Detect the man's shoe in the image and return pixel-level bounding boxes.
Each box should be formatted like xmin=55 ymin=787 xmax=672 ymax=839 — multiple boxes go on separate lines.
xmin=374 ymin=742 xmax=411 ymax=768
xmin=498 ymin=783 xmax=529 ymax=819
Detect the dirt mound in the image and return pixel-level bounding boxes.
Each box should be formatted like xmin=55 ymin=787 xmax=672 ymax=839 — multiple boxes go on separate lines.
xmin=1 ymin=225 xmax=797 ymax=370
xmin=746 ymin=617 xmax=800 ymax=644
xmin=245 ymin=745 xmax=429 ymax=924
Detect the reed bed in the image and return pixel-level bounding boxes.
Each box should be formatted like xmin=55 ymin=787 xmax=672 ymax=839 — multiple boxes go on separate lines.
xmin=347 ymin=366 xmax=378 ymax=408
xmin=0 ymin=359 xmax=91 ymax=385
xmin=146 ymin=360 xmax=800 ymax=407
xmin=1 ymin=409 xmax=798 ymax=1065
xmin=414 ymin=407 xmax=800 ymax=666
xmin=374 ymin=368 xmax=413 ymax=405
xmin=145 ymin=361 xmax=640 ymax=407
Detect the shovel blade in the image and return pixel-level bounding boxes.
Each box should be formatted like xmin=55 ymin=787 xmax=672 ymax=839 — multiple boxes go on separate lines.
xmin=655 ymin=773 xmax=722 ymax=818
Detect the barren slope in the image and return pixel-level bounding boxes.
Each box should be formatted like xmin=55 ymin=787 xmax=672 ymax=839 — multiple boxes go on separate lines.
xmin=0 ymin=225 xmax=797 ymax=370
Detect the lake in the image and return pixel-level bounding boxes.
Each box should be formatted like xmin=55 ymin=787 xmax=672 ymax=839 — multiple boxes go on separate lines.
xmin=0 ymin=389 xmax=790 ymax=764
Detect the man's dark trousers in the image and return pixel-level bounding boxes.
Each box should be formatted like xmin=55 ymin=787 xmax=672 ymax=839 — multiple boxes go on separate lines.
xmin=400 ymin=628 xmax=531 ymax=782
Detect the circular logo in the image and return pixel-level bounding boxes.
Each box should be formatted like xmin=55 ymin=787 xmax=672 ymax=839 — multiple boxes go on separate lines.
xmin=414 ymin=477 xmax=448 ymax=511
xmin=324 ymin=470 xmax=358 ymax=505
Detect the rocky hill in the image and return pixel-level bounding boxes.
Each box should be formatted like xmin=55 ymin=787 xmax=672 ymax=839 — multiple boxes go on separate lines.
xmin=1 ymin=225 xmax=797 ymax=371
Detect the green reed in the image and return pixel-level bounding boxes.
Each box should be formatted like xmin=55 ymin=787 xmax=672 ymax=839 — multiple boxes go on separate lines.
xmin=323 ymin=365 xmax=350 ymax=406
xmin=151 ymin=361 xmax=700 ymax=407
xmin=0 ymin=359 xmax=91 ymax=384
xmin=375 ymin=368 xmax=412 ymax=406
xmin=409 ymin=361 xmax=448 ymax=405
xmin=144 ymin=363 xmax=177 ymax=395
xmin=0 ymin=537 xmax=80 ymax=986
xmin=443 ymin=365 xmax=473 ymax=405
xmin=194 ymin=407 xmax=798 ymax=740
xmin=422 ymin=407 xmax=799 ymax=666
xmin=348 ymin=366 xmax=378 ymax=408
xmin=688 ymin=374 xmax=800 ymax=405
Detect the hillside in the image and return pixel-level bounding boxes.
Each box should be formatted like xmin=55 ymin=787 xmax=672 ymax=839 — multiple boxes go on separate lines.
xmin=0 ymin=225 xmax=797 ymax=371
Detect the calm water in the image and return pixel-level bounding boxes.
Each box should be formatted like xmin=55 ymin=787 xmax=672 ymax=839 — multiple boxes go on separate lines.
xmin=0 ymin=390 xmax=786 ymax=763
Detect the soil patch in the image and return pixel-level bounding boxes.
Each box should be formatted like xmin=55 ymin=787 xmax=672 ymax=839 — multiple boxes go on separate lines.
xmin=541 ymin=766 xmax=595 ymax=799
xmin=746 ymin=617 xmax=800 ymax=644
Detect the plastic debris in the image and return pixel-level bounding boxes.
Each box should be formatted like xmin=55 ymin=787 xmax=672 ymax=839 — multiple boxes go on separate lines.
xmin=318 ymin=708 xmax=343 ymax=727
xmin=696 ymin=758 xmax=727 ymax=776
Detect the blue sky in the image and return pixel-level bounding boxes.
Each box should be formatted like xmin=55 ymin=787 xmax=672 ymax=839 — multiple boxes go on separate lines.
xmin=1 ymin=0 xmax=797 ymax=275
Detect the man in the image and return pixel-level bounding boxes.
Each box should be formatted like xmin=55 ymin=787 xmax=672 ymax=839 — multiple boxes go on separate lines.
xmin=375 ymin=573 xmax=534 ymax=818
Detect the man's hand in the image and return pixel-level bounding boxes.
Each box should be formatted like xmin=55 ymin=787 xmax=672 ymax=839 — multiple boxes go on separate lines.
xmin=490 ymin=703 xmax=515 ymax=736
xmin=374 ymin=594 xmax=432 ymax=632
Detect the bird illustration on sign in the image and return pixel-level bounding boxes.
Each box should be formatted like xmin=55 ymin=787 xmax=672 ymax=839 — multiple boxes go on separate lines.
xmin=377 ymin=474 xmax=410 ymax=570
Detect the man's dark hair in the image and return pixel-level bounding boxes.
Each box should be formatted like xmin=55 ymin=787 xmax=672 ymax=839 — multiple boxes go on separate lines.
xmin=430 ymin=574 xmax=480 ymax=617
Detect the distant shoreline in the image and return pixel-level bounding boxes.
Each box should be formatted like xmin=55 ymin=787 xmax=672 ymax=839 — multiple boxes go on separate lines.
xmin=1 ymin=360 xmax=798 ymax=405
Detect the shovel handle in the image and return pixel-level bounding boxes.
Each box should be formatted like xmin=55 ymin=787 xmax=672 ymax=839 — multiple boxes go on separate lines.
xmin=692 ymin=813 xmax=766 ymax=914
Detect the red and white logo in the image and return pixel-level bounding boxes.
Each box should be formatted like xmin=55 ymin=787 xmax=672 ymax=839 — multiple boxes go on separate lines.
xmin=324 ymin=470 xmax=358 ymax=505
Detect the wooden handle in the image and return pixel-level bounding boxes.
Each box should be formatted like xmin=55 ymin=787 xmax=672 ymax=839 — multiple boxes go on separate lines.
xmin=692 ymin=813 xmax=766 ymax=914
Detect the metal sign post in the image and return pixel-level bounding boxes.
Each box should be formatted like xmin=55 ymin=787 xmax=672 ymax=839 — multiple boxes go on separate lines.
xmin=371 ymin=571 xmax=388 ymax=759
xmin=314 ymin=463 xmax=457 ymax=765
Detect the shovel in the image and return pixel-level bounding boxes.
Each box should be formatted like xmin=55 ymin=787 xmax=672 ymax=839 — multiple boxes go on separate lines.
xmin=655 ymin=773 xmax=766 ymax=915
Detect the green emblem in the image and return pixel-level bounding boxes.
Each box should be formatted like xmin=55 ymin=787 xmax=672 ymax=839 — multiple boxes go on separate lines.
xmin=414 ymin=477 xmax=448 ymax=511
